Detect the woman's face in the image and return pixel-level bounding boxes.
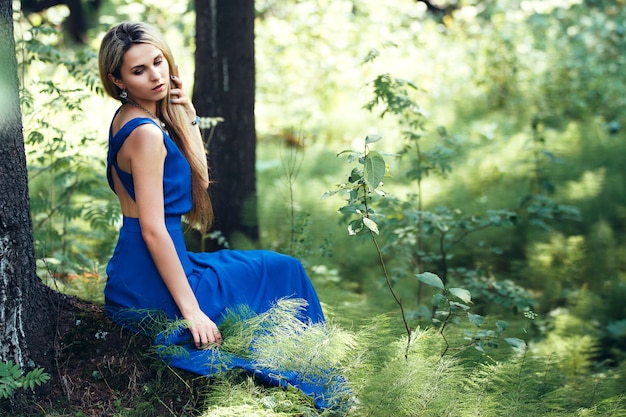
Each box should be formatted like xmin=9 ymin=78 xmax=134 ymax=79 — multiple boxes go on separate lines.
xmin=111 ymin=43 xmax=170 ymax=106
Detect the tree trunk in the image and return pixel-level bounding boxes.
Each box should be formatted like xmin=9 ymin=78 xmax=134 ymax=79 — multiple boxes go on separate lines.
xmin=192 ymin=0 xmax=258 ymax=246
xmin=0 ymin=0 xmax=61 ymax=376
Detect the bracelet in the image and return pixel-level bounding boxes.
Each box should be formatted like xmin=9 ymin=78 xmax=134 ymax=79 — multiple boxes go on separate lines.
xmin=191 ymin=116 xmax=201 ymax=126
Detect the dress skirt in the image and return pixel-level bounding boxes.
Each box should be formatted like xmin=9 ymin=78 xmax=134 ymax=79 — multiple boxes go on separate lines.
xmin=104 ymin=217 xmax=347 ymax=409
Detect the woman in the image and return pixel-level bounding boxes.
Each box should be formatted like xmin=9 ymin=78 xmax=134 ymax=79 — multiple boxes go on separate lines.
xmin=98 ymin=22 xmax=334 ymax=405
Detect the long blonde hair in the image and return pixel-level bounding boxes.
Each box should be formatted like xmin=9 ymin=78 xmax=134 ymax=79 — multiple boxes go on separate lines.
xmin=98 ymin=22 xmax=213 ymax=232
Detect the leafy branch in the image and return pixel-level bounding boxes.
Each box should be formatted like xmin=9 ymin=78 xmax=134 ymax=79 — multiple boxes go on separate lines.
xmin=0 ymin=361 xmax=50 ymax=400
xmin=417 ymin=272 xmax=526 ymax=357
xmin=324 ymin=134 xmax=413 ymax=356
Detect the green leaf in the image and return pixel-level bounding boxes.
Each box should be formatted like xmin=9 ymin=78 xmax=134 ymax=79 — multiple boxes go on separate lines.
xmin=347 ymin=219 xmax=363 ymax=235
xmin=467 ymin=312 xmax=484 ymax=327
xmin=365 ymin=134 xmax=382 ymax=144
xmin=338 ymin=205 xmax=358 ymax=215
xmin=504 ymin=338 xmax=527 ymax=350
xmin=450 ymin=301 xmax=470 ymax=311
xmin=337 ymin=150 xmax=363 ymax=163
xmin=362 ymin=217 xmax=379 ymax=234
xmin=363 ymin=151 xmax=385 ymax=190
xmin=320 ymin=189 xmax=341 ymax=200
xmin=348 ymin=167 xmax=363 ymax=183
xmin=449 ymin=288 xmax=472 ymax=304
xmin=23 ymin=368 xmax=50 ymax=390
xmin=496 ymin=320 xmax=508 ymax=334
xmin=417 ymin=272 xmax=444 ymax=289
xmin=476 ymin=329 xmax=496 ymax=338
xmin=432 ymin=293 xmax=447 ymax=307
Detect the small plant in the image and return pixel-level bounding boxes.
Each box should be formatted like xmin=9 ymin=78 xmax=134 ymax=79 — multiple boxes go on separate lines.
xmin=15 ymin=19 xmax=119 ymax=279
xmin=0 ymin=360 xmax=50 ymax=400
xmin=325 ymin=63 xmax=546 ymax=358
xmin=323 ymin=133 xmax=415 ymax=354
xmin=324 ymin=132 xmax=527 ymax=358
xmin=417 ymin=271 xmax=526 ymax=357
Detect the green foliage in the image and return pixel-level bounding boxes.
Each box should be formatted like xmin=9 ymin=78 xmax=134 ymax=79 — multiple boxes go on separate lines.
xmin=324 ymin=71 xmax=550 ymax=352
xmin=416 ymin=271 xmax=526 ymax=355
xmin=190 ymin=308 xmax=626 ymax=416
xmin=201 ymin=300 xmax=351 ymax=403
xmin=530 ymin=2 xmax=626 ymax=124
xmin=0 ymin=361 xmax=50 ymax=400
xmin=15 ymin=17 xmax=119 ymax=295
xmin=357 ymin=69 xmax=530 ymax=316
xmin=460 ymin=271 xmax=536 ymax=313
xmin=112 ymin=299 xmax=355 ymax=416
xmin=200 ymin=376 xmax=316 ymax=417
xmin=324 ymin=129 xmax=528 ymax=358
xmin=351 ymin=329 xmax=462 ymax=417
xmin=323 ymin=133 xmax=389 ymax=237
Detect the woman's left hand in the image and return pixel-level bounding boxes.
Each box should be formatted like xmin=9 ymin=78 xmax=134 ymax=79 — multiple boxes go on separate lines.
xmin=169 ymin=73 xmax=196 ymax=121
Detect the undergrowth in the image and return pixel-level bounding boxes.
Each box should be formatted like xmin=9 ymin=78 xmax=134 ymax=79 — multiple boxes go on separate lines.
xmin=186 ymin=318 xmax=626 ymax=416
xmin=102 ymin=301 xmax=626 ymax=416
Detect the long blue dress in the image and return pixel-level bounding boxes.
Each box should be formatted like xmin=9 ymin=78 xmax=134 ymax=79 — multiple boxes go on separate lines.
xmin=104 ymin=117 xmax=343 ymax=409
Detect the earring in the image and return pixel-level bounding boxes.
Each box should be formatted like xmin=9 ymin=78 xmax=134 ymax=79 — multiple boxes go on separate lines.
xmin=120 ymin=89 xmax=128 ymax=104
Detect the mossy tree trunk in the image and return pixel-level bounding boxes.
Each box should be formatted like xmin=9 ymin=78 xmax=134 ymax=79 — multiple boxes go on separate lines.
xmin=0 ymin=0 xmax=62 ymax=378
xmin=192 ymin=0 xmax=258 ymax=247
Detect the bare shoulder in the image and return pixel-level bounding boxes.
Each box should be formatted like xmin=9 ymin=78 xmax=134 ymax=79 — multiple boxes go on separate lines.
xmin=125 ymin=123 xmax=165 ymax=152
xmin=116 ymin=122 xmax=166 ymax=172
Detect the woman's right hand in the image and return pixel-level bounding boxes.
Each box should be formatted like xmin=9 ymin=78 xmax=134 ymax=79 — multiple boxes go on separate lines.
xmin=183 ymin=308 xmax=222 ymax=348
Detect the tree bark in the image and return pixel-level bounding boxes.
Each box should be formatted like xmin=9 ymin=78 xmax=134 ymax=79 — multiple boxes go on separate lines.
xmin=0 ymin=0 xmax=61 ymax=375
xmin=192 ymin=0 xmax=258 ymax=246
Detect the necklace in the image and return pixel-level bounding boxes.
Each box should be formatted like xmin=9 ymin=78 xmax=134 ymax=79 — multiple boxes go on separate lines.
xmin=125 ymin=100 xmax=167 ymax=131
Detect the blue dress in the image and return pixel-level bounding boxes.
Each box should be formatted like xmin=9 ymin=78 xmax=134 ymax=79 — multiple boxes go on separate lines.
xmin=104 ymin=117 xmax=343 ymax=409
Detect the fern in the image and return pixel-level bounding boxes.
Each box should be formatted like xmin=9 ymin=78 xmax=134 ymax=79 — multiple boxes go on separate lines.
xmin=0 ymin=360 xmax=50 ymax=399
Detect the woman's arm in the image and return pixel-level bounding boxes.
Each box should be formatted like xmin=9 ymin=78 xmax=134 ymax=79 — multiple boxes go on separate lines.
xmin=126 ymin=124 xmax=221 ymax=347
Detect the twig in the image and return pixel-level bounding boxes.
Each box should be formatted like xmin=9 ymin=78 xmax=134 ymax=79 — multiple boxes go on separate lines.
xmin=369 ymin=230 xmax=412 ymax=358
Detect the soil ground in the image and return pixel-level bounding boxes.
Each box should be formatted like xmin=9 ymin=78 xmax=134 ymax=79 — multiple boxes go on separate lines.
xmin=1 ymin=299 xmax=207 ymax=417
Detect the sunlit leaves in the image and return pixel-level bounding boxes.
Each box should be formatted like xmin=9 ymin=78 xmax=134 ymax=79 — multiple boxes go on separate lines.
xmin=417 ymin=272 xmax=444 ymax=290
xmin=362 ymin=217 xmax=379 ymax=234
xmin=415 ymin=269 xmax=527 ymax=355
xmin=326 ymin=134 xmax=389 ymax=237
xmin=347 ymin=219 xmax=364 ymax=236
xmin=364 ymin=134 xmax=382 ymax=144
xmin=363 ymin=151 xmax=385 ymax=190
xmin=467 ymin=313 xmax=484 ymax=327
xmin=18 ymin=20 xmax=119 ymax=273
xmin=362 ymin=48 xmax=380 ymax=64
xmin=449 ymin=287 xmax=472 ymax=304
xmin=364 ymin=73 xmax=422 ymax=119
xmin=504 ymin=337 xmax=527 ymax=350
xmin=348 ymin=167 xmax=363 ymax=183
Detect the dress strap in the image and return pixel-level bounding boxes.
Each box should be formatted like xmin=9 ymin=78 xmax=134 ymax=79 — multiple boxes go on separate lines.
xmin=106 ymin=116 xmax=163 ymax=200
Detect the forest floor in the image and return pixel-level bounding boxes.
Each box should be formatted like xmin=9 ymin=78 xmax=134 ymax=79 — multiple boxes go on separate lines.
xmin=1 ymin=299 xmax=208 ymax=417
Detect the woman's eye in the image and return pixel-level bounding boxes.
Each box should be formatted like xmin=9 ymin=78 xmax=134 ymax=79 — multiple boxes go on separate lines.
xmin=155 ymin=59 xmax=163 ymax=66
xmin=133 ymin=70 xmax=143 ymax=75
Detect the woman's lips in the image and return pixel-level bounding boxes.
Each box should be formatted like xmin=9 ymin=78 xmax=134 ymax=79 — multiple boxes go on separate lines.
xmin=153 ymin=84 xmax=165 ymax=92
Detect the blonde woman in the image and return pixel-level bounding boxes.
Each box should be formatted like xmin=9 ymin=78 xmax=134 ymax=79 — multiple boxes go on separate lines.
xmin=98 ymin=22 xmax=330 ymax=402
